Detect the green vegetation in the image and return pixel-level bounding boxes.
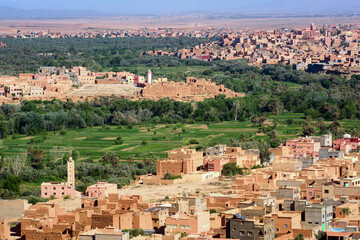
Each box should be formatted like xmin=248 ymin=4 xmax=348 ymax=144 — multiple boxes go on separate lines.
xmin=124 ymin=228 xmax=146 ymax=238
xmin=221 ymin=163 xmax=244 ymax=176
xmin=163 ymin=172 xmax=182 ymax=180
xmin=0 ymin=113 xmax=358 ymax=161
xmin=209 ymin=209 xmax=217 ymax=214
xmin=342 ymin=207 xmax=351 ymax=216
xmin=0 ymin=36 xmax=359 ymax=203
xmin=0 ymin=37 xmax=213 ymax=76
xmin=294 ymin=234 xmax=304 ymax=240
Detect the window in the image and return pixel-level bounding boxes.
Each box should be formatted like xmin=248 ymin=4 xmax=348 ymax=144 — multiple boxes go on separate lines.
xmin=315 ymin=222 xmax=319 ymax=224
xmin=275 ymin=228 xmax=279 ymax=232
xmin=308 ymin=222 xmax=312 ymax=224
xmin=173 ymin=225 xmax=177 ymax=229
xmin=325 ymin=190 xmax=329 ymax=193
xmin=240 ymin=231 xmax=245 ymax=236
xmin=181 ymin=225 xmax=185 ymax=229
xmin=186 ymin=226 xmax=190 ymax=230
xmin=168 ymin=225 xmax=172 ymax=228
xmin=285 ymin=224 xmax=288 ymax=228
xmin=248 ymin=232 xmax=252 ymax=236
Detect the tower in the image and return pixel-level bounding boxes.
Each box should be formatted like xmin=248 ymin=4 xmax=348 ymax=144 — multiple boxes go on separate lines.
xmin=310 ymin=23 xmax=315 ymax=31
xmin=147 ymin=69 xmax=152 ymax=84
xmin=67 ymin=157 xmax=75 ymax=187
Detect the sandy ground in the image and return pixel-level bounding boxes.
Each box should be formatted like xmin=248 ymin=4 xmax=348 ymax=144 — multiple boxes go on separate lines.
xmin=0 ymin=16 xmax=359 ymax=33
xmin=101 ymin=137 xmax=117 ymax=140
xmin=117 ymin=178 xmax=234 ymax=203
xmin=56 ymin=197 xmax=82 ymax=212
xmin=20 ymin=136 xmax=35 ymax=140
xmin=69 ymin=84 xmax=139 ymax=97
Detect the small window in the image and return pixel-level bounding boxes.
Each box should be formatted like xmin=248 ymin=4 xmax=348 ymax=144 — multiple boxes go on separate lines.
xmin=240 ymin=231 xmax=245 ymax=236
xmin=285 ymin=225 xmax=288 ymax=228
xmin=325 ymin=190 xmax=329 ymax=193
xmin=248 ymin=232 xmax=252 ymax=236
xmin=276 ymin=228 xmax=279 ymax=232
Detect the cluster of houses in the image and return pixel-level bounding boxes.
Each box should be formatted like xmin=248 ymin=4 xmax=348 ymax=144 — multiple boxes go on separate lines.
xmin=1 ymin=133 xmax=360 ymax=240
xmin=0 ymin=66 xmax=167 ymax=101
xmin=147 ymin=23 xmax=360 ymax=76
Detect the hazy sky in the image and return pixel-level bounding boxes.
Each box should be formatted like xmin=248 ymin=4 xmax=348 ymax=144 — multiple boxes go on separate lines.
xmin=0 ymin=0 xmax=359 ymax=14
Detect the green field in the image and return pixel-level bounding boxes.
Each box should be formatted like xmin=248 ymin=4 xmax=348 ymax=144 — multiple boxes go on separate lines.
xmin=1 ymin=113 xmax=358 ymax=161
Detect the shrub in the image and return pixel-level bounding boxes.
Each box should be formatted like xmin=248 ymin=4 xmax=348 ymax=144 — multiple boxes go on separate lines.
xmin=210 ymin=209 xmax=217 ymax=214
xmin=221 ymin=163 xmax=244 ymax=176
xmin=164 ymin=172 xmax=182 ymax=180
xmin=59 ymin=130 xmax=67 ymax=135
xmin=114 ymin=137 xmax=124 ymax=145
xmin=189 ymin=139 xmax=199 ymax=144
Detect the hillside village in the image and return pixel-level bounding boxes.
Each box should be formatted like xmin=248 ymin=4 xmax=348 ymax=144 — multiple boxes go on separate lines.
xmin=1 ymin=133 xmax=360 ymax=239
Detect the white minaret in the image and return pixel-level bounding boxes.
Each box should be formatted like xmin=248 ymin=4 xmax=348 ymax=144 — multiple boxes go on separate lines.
xmin=67 ymin=157 xmax=75 ymax=188
xmin=147 ymin=69 xmax=152 ymax=84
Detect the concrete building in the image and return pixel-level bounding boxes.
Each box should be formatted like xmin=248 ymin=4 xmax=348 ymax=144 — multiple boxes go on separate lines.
xmin=278 ymin=187 xmax=301 ymax=200
xmin=205 ymin=145 xmax=226 ymax=156
xmin=86 ymin=182 xmax=118 ymax=198
xmin=285 ymin=137 xmax=321 ymax=158
xmin=311 ymin=134 xmax=333 ymax=147
xmin=333 ymin=135 xmax=360 ymax=152
xmin=304 ymin=204 xmax=332 ymax=231
xmin=226 ymin=215 xmax=275 ymax=240
xmin=165 ymin=212 xmax=210 ymax=234
xmin=264 ymin=212 xmax=302 ymax=236
xmin=319 ymin=148 xmax=344 ymax=160
xmin=144 ymin=207 xmax=169 ymax=230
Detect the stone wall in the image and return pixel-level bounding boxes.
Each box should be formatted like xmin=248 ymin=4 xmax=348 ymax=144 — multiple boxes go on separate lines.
xmin=140 ymin=78 xmax=244 ymax=102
